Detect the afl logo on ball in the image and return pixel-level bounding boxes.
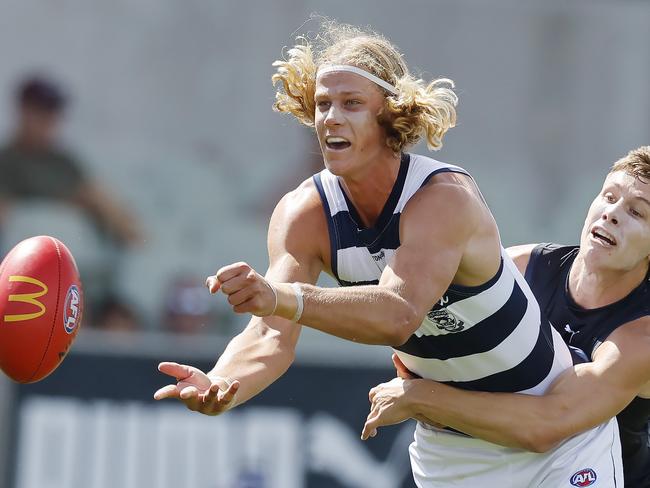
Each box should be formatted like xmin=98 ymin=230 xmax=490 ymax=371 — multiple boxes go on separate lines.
xmin=570 ymin=468 xmax=597 ymax=486
xmin=63 ymin=285 xmax=81 ymax=334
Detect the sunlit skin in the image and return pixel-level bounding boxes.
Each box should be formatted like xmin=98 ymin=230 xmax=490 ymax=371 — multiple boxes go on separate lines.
xmin=361 ymin=168 xmax=650 ymax=447
xmin=571 ymin=170 xmax=650 ymax=308
xmin=314 ymin=70 xmax=401 ymax=227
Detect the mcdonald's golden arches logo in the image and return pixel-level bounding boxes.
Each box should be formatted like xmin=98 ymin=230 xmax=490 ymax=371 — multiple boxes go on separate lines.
xmin=3 ymin=275 xmax=48 ymax=322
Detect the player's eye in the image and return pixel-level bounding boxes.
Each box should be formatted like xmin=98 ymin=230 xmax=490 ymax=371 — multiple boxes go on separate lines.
xmin=630 ymin=207 xmax=643 ymax=218
xmin=345 ymin=99 xmax=361 ymax=106
xmin=604 ymin=193 xmax=616 ymax=203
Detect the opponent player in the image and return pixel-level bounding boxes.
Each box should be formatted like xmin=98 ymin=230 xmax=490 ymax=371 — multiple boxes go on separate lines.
xmin=154 ymin=21 xmax=621 ymax=486
xmin=363 ymin=146 xmax=650 ymax=486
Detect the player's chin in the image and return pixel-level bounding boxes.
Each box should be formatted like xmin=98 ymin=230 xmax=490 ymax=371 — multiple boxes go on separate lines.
xmin=323 ymin=155 xmax=353 ymax=176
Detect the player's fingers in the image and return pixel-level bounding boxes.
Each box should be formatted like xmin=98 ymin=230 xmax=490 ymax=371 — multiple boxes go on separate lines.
xmin=180 ymin=386 xmax=200 ymax=400
xmin=158 ymin=362 xmax=194 ymax=380
xmin=361 ymin=416 xmax=380 ymax=440
xmin=205 ymin=276 xmax=221 ymax=294
xmin=179 ymin=387 xmax=202 ymax=411
xmin=217 ymin=380 xmax=240 ymax=404
xmin=220 ymin=274 xmax=254 ymax=297
xmin=216 ymin=262 xmax=251 ymax=283
xmin=369 ymin=387 xmax=377 ymax=402
xmin=228 ymin=287 xmax=258 ymax=309
xmin=203 ymin=380 xmax=239 ymax=413
xmin=392 ymin=353 xmax=414 ymax=379
xmin=201 ymin=377 xmax=231 ymax=403
xmin=153 ymin=384 xmax=180 ymax=400
xmin=183 ymin=396 xmax=202 ymax=412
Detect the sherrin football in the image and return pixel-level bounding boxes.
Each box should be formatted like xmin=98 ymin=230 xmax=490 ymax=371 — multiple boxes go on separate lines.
xmin=0 ymin=236 xmax=83 ymax=383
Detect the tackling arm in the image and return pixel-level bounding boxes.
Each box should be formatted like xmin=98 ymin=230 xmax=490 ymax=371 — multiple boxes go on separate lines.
xmin=379 ymin=318 xmax=650 ymax=451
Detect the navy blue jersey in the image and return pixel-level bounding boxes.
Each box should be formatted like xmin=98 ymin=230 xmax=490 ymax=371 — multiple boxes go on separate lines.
xmin=526 ymin=243 xmax=650 ymax=487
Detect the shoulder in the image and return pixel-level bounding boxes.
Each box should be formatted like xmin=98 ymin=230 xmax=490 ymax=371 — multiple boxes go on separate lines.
xmin=594 ymin=317 xmax=650 ymax=386
xmin=404 ymin=172 xmax=482 ymax=225
xmin=601 ymin=316 xmax=650 ymax=350
xmin=273 ymin=177 xmax=324 ymax=225
xmin=269 ymin=177 xmax=328 ymax=250
xmin=506 ymin=244 xmax=538 ymax=275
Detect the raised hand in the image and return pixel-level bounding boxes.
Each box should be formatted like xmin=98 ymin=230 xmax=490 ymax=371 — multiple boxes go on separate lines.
xmin=154 ymin=361 xmax=240 ymax=416
xmin=205 ymin=262 xmax=277 ymax=317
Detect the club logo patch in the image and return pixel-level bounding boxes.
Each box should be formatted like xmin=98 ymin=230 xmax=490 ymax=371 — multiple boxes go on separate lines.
xmin=63 ymin=285 xmax=81 ymax=334
xmin=426 ymin=308 xmax=465 ymax=333
xmin=570 ymin=468 xmax=597 ymax=487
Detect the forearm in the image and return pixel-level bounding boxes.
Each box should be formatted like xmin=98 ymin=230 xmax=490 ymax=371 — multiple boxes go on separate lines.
xmin=272 ymin=282 xmax=418 ymax=346
xmin=408 ymin=380 xmax=572 ymax=452
xmin=209 ymin=318 xmax=296 ymax=408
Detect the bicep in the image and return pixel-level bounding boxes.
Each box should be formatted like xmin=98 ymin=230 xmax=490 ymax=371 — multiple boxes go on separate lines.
xmin=381 ymin=184 xmax=477 ymax=320
xmin=266 ymin=186 xmax=325 ymax=284
xmin=257 ymin=187 xmax=327 ymax=345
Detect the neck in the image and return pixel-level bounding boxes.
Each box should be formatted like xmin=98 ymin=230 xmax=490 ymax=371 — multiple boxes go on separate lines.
xmin=339 ymin=152 xmax=401 ymax=227
xmin=569 ymin=252 xmax=648 ymax=309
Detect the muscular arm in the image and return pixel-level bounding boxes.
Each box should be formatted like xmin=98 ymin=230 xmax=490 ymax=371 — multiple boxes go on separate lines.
xmin=208 ymin=184 xmax=326 ymax=407
xmin=155 ymin=181 xmax=326 ymax=411
xmin=388 ymin=318 xmax=650 ymax=452
xmin=260 ymin=182 xmax=485 ymax=346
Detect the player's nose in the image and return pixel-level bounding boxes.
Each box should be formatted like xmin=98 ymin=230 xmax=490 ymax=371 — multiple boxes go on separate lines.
xmin=324 ymin=105 xmax=343 ymax=126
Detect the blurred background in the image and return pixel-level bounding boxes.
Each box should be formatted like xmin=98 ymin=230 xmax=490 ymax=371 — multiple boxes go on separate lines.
xmin=0 ymin=0 xmax=648 ymax=487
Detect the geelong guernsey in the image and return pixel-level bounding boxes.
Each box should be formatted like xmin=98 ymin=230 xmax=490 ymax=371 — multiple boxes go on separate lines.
xmin=313 ymin=153 xmax=572 ymax=395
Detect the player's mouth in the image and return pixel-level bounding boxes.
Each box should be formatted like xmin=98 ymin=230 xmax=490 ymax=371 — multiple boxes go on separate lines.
xmin=590 ymin=226 xmax=617 ymax=247
xmin=325 ymin=136 xmax=352 ymax=151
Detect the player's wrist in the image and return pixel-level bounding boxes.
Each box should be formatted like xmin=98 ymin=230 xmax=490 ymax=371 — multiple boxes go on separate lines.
xmin=271 ymin=282 xmax=305 ymax=322
xmin=408 ymin=379 xmax=437 ymax=418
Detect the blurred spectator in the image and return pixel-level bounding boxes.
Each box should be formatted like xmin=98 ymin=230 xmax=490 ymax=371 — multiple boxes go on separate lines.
xmin=93 ymin=295 xmax=141 ymax=332
xmin=0 ymin=74 xmax=142 ymax=247
xmin=0 ymin=74 xmax=143 ymax=325
xmin=163 ymin=277 xmax=216 ymax=334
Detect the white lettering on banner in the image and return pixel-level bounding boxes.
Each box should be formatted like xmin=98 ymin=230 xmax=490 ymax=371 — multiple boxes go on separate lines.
xmin=15 ymin=397 xmax=412 ymax=488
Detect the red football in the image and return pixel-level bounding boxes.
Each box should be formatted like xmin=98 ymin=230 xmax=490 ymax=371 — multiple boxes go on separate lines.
xmin=0 ymin=235 xmax=83 ymax=383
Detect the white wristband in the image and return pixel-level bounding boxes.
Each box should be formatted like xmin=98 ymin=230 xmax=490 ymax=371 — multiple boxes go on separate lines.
xmin=290 ymin=282 xmax=304 ymax=322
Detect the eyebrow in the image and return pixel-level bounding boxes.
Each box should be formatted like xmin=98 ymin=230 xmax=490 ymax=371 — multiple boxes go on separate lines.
xmin=635 ymin=195 xmax=650 ymax=208
xmin=314 ymin=90 xmax=366 ymax=97
xmin=608 ymin=182 xmax=650 ymax=207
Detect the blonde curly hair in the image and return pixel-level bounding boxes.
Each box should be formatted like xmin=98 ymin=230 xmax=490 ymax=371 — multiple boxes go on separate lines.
xmin=272 ymin=20 xmax=457 ymax=152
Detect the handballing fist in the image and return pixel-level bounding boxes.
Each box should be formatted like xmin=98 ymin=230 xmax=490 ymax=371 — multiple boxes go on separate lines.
xmin=206 ymin=262 xmax=277 ymax=317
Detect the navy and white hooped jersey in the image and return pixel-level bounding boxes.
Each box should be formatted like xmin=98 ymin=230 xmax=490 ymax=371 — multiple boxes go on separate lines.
xmin=313 ymin=153 xmax=572 ymax=395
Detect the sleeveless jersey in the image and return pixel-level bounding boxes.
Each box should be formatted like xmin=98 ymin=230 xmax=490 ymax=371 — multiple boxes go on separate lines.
xmin=313 ymin=153 xmax=572 ymax=396
xmin=526 ymin=243 xmax=650 ymax=487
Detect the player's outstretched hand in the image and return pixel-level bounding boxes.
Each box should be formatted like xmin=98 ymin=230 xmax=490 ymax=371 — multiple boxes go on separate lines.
xmin=205 ymin=262 xmax=277 ymax=317
xmin=154 ymin=362 xmax=239 ymax=416
xmin=361 ymin=377 xmax=414 ymax=440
